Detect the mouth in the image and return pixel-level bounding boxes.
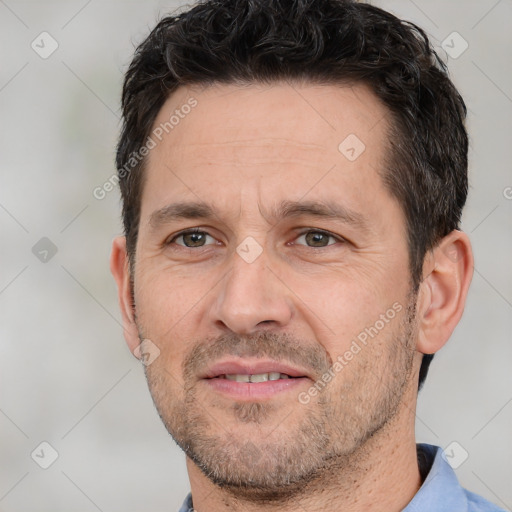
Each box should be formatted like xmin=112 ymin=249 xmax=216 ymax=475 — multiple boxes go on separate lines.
xmin=200 ymin=359 xmax=312 ymax=400
xmin=216 ymin=372 xmax=294 ymax=382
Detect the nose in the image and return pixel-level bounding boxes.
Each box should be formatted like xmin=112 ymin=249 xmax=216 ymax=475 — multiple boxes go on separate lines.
xmin=209 ymin=247 xmax=294 ymax=335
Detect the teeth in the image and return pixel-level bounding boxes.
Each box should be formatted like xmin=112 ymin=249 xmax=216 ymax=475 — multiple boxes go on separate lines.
xmin=249 ymin=373 xmax=268 ymax=383
xmin=225 ymin=374 xmax=250 ymax=382
xmin=225 ymin=372 xmax=291 ymax=382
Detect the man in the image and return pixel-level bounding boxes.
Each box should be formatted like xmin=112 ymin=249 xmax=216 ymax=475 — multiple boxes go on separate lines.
xmin=110 ymin=0 xmax=505 ymax=510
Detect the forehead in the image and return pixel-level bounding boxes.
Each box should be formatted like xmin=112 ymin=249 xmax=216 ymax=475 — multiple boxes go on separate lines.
xmin=152 ymin=81 xmax=388 ymax=153
xmin=140 ymin=81 xmax=395 ymax=222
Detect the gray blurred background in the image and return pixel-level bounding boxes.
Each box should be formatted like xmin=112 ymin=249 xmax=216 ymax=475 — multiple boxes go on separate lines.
xmin=1 ymin=0 xmax=511 ymax=510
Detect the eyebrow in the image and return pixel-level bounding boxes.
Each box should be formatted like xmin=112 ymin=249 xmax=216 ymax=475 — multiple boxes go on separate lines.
xmin=271 ymin=200 xmax=368 ymax=229
xmin=149 ymin=201 xmax=216 ymax=231
xmin=148 ymin=199 xmax=369 ymax=232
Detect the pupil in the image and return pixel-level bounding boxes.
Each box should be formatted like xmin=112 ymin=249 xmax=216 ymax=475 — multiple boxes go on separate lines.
xmin=306 ymin=232 xmax=328 ymax=247
xmin=185 ymin=232 xmax=205 ymax=247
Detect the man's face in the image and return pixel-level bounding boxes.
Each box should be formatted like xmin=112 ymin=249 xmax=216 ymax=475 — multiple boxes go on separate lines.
xmin=131 ymin=82 xmax=419 ymax=497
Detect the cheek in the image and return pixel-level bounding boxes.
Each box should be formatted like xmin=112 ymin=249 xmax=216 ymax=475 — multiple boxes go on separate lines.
xmin=135 ymin=261 xmax=207 ymax=327
xmin=133 ymin=269 xmax=200 ymax=374
xmin=322 ymin=303 xmax=414 ymax=404
xmin=288 ymin=263 xmax=408 ymax=349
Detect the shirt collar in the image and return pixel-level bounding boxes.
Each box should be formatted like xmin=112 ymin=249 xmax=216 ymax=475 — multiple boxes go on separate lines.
xmin=403 ymin=443 xmax=469 ymax=511
xmin=178 ymin=492 xmax=193 ymax=512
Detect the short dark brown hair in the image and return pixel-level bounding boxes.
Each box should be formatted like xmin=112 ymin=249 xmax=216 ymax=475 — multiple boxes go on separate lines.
xmin=116 ymin=0 xmax=468 ymax=389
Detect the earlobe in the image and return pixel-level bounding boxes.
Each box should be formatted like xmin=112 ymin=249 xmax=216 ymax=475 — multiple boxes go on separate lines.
xmin=110 ymin=236 xmax=141 ymax=356
xmin=416 ymin=230 xmax=474 ymax=355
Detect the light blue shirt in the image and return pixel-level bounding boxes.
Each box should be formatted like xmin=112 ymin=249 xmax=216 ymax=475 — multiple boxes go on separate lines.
xmin=178 ymin=444 xmax=506 ymax=511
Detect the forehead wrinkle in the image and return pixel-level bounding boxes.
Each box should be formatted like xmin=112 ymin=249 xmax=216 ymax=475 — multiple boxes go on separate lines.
xmin=167 ymin=139 xmax=332 ymax=172
xmin=168 ymin=139 xmax=329 ymax=164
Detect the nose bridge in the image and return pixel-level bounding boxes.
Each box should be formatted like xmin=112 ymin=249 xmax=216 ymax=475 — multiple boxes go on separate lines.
xmin=212 ymin=244 xmax=292 ymax=334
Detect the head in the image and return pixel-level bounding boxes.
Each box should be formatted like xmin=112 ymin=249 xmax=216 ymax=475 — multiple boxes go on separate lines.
xmin=111 ymin=0 xmax=473 ymax=500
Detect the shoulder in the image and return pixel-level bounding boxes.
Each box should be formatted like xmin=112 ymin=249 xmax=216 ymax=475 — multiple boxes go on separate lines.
xmin=463 ymin=488 xmax=508 ymax=512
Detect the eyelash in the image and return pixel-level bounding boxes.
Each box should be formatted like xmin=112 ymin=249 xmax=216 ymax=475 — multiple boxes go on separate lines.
xmin=166 ymin=228 xmax=345 ymax=248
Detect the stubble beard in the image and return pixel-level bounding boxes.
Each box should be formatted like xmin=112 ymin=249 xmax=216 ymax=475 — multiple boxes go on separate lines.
xmin=142 ymin=298 xmax=417 ymax=503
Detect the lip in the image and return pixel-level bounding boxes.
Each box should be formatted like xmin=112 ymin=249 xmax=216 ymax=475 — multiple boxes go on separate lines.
xmin=200 ymin=358 xmax=312 ymax=380
xmin=204 ymin=377 xmax=309 ymax=400
xmin=200 ymin=358 xmax=312 ymax=401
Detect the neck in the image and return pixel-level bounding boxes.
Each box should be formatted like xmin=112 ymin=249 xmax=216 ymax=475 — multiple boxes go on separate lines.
xmin=186 ymin=387 xmax=422 ymax=512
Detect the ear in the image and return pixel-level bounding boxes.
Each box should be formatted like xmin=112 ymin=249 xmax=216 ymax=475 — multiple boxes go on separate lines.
xmin=416 ymin=230 xmax=474 ymax=355
xmin=110 ymin=236 xmax=141 ymax=357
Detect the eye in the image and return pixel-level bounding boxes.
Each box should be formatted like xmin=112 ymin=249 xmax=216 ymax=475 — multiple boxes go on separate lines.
xmin=295 ymin=230 xmax=341 ymax=248
xmin=170 ymin=230 xmax=216 ymax=248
